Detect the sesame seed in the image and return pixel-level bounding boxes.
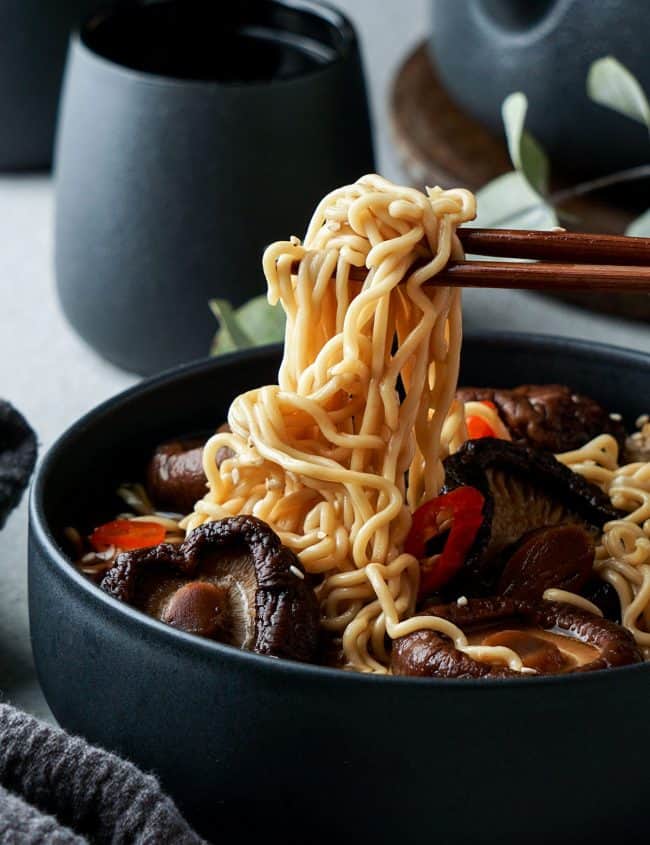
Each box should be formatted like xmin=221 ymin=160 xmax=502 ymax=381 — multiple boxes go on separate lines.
xmin=456 ymin=595 xmax=468 ymax=607
xmin=289 ymin=565 xmax=305 ymax=580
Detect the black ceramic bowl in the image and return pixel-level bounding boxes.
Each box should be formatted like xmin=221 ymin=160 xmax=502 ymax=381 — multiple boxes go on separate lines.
xmin=29 ymin=334 xmax=650 ymax=845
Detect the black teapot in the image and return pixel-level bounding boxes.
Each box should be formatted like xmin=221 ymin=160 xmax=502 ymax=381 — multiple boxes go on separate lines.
xmin=430 ymin=0 xmax=650 ymax=179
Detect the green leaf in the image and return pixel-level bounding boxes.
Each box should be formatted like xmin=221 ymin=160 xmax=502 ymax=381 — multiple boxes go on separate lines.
xmin=474 ymin=171 xmax=558 ymax=232
xmin=587 ymin=56 xmax=650 ymax=127
xmin=236 ymin=295 xmax=286 ymax=343
xmin=501 ymin=92 xmax=550 ymax=196
xmin=210 ymin=295 xmax=285 ymax=356
xmin=626 ymin=208 xmax=650 ymax=237
xmin=209 ymin=299 xmax=253 ymax=354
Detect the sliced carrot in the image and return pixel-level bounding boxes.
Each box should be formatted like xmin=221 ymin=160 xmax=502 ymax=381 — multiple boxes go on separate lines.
xmin=466 ymin=415 xmax=496 ymax=439
xmin=90 ymin=519 xmax=165 ymax=552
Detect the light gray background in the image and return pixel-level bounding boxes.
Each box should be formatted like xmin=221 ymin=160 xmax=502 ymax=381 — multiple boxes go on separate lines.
xmin=1 ymin=0 xmax=648 ymax=721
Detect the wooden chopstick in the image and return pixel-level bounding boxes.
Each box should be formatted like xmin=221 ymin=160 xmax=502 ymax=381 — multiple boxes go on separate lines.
xmin=287 ymin=228 xmax=650 ymax=293
xmin=458 ymin=228 xmax=650 ymax=266
xmin=436 ymin=260 xmax=650 ymax=291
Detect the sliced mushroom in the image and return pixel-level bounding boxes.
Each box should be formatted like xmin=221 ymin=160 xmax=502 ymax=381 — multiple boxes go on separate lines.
xmin=456 ymin=384 xmax=626 ymax=452
xmin=440 ymin=439 xmax=620 ymax=595
xmin=145 ymin=424 xmax=234 ymax=514
xmin=391 ymin=597 xmax=642 ymax=678
xmin=146 ymin=438 xmax=207 ymax=514
xmin=100 ymin=515 xmax=320 ymax=663
xmin=497 ymin=523 xmax=595 ymax=601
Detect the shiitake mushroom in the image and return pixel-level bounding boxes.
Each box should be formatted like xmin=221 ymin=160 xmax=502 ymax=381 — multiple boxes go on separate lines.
xmin=496 ymin=523 xmax=595 ymax=601
xmin=438 ymin=438 xmax=621 ymax=598
xmin=145 ymin=424 xmax=232 ymax=514
xmin=101 ymin=515 xmax=320 ymax=663
xmin=456 ymin=384 xmax=626 ymax=453
xmin=392 ymin=597 xmax=642 ymax=679
xmin=146 ymin=438 xmax=207 ymax=514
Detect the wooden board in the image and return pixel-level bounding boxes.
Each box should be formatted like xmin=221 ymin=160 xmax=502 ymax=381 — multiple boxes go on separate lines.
xmin=390 ymin=42 xmax=650 ymax=322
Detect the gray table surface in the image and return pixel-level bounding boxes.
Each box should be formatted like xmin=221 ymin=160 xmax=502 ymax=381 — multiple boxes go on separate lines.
xmin=1 ymin=0 xmax=649 ymax=723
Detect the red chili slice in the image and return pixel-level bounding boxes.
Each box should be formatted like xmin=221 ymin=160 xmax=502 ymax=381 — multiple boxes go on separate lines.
xmin=90 ymin=519 xmax=166 ymax=552
xmin=406 ymin=486 xmax=485 ymax=597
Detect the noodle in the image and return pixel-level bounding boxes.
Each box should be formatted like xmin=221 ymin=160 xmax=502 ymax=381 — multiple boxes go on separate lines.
xmin=557 ymin=434 xmax=650 ymax=657
xmin=183 ymin=175 xmax=526 ymax=673
xmin=542 ymin=588 xmax=603 ymax=617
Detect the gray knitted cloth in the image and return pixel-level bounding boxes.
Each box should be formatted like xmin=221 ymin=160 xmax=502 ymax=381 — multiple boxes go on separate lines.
xmin=0 ymin=703 xmax=205 ymax=844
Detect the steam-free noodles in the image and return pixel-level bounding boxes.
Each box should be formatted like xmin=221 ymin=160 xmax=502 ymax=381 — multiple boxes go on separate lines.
xmin=67 ymin=175 xmax=649 ymax=680
xmin=557 ymin=433 xmax=650 ymax=658
xmin=182 ymin=175 xmax=531 ymax=673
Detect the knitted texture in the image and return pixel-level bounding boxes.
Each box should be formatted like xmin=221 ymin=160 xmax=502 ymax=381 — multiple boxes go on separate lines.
xmin=0 ymin=400 xmax=37 ymax=529
xmin=0 ymin=785 xmax=85 ymax=844
xmin=0 ymin=703 xmax=205 ymax=844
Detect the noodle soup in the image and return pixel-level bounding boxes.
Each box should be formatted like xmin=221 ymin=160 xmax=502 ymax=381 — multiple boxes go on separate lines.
xmin=64 ymin=176 xmax=650 ymax=679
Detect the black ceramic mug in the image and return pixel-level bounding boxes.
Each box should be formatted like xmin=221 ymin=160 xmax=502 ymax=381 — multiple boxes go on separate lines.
xmin=55 ymin=0 xmax=374 ymax=375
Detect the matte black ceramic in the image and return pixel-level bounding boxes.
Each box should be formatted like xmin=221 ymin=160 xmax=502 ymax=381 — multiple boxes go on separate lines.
xmin=54 ymin=0 xmax=374 ymax=376
xmin=0 ymin=0 xmax=97 ymax=170
xmin=430 ymin=0 xmax=650 ymax=180
xmin=29 ymin=334 xmax=650 ymax=845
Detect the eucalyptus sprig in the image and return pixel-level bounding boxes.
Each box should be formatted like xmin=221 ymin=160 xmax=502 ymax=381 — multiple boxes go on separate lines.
xmin=210 ymin=56 xmax=650 ymax=356
xmin=210 ymin=295 xmax=285 ymax=355
xmin=476 ymin=56 xmax=650 ymax=236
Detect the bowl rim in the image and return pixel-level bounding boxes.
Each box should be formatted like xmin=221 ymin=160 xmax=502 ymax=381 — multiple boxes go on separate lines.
xmin=29 ymin=330 xmax=650 ymax=690
xmin=74 ymin=0 xmax=358 ymax=91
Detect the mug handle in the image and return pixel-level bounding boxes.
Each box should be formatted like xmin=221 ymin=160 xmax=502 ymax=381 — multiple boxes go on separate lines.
xmin=476 ymin=0 xmax=563 ymax=33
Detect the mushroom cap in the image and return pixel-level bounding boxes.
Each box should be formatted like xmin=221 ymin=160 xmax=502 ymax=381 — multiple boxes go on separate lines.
xmin=392 ymin=597 xmax=643 ymax=679
xmin=439 ymin=438 xmax=621 ymax=597
xmin=456 ymin=384 xmax=626 ymax=452
xmin=497 ymin=523 xmax=595 ymax=601
xmin=101 ymin=515 xmax=320 ymax=663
